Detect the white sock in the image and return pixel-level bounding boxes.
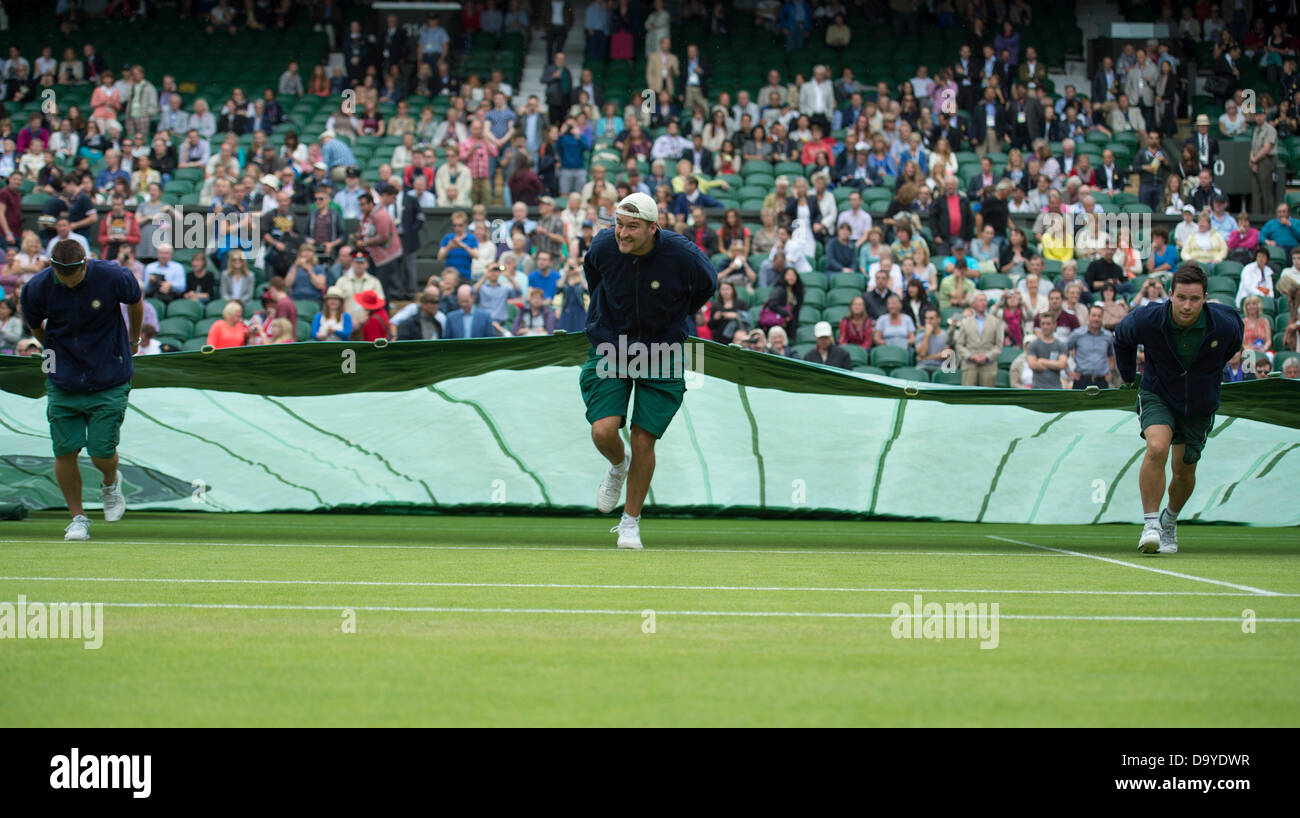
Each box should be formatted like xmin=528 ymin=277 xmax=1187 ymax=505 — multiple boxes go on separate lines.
xmin=1161 ymin=507 xmax=1178 ymax=525
xmin=1143 ymin=512 xmax=1159 ymax=526
xmin=611 ymin=454 xmax=630 ymax=475
xmin=621 ymin=512 xmax=640 ymax=525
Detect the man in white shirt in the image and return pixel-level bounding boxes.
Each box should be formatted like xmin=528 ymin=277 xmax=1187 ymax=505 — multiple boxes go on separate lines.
xmin=650 ymin=120 xmax=691 ymax=161
xmin=731 ymin=90 xmax=759 ymax=131
xmin=798 ymin=64 xmax=836 ymax=126
xmin=835 ymin=190 xmax=872 ymax=243
xmin=143 ymin=242 xmax=186 ymax=293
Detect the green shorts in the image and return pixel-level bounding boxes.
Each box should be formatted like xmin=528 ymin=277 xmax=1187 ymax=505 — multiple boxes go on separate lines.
xmin=579 ymin=347 xmax=686 ymax=439
xmin=46 ymin=379 xmax=132 ymax=459
xmin=1136 ymin=388 xmax=1212 ymax=465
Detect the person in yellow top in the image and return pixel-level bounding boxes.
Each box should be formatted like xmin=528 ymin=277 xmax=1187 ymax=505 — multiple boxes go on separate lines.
xmin=1180 ymin=212 xmax=1229 ymax=264
xmin=1038 ymin=212 xmax=1076 ymax=262
xmin=670 ymin=157 xmax=730 ymax=195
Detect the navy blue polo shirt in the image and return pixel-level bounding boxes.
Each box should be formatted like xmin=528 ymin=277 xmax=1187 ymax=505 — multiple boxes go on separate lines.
xmin=20 ymin=259 xmax=142 ymax=393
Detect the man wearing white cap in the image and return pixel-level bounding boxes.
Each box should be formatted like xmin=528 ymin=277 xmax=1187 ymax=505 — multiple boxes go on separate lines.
xmin=803 ymin=321 xmax=852 ymax=369
xmin=583 ymin=192 xmax=717 ymax=549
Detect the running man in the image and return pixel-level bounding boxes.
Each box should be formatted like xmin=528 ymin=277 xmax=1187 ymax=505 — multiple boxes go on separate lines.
xmin=19 ymin=239 xmax=143 ymax=541
xmin=582 ymin=192 xmax=717 ymax=549
xmin=1114 ymin=264 xmax=1243 ymax=554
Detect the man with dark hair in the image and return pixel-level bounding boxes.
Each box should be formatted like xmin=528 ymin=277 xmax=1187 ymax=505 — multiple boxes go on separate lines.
xmin=583 ymin=192 xmax=716 ymax=549
xmin=354 ymin=189 xmax=403 ymax=299
xmin=19 ymin=239 xmax=143 ymax=541
xmin=263 ymin=275 xmax=299 ymax=327
xmin=1114 ymin=264 xmax=1243 ymax=554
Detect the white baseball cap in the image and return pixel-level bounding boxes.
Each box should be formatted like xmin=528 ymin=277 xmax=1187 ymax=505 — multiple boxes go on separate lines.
xmin=814 ymin=321 xmax=833 ymax=338
xmin=616 ymin=192 xmax=658 ymax=223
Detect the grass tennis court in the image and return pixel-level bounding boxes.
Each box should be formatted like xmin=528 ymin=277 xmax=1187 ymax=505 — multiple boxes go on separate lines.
xmin=1 ymin=512 xmax=1297 ymax=727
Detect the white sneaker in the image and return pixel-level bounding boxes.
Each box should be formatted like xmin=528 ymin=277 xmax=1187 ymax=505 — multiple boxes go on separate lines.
xmin=596 ymin=455 xmax=630 ymax=513
xmin=100 ymin=472 xmax=125 ymax=522
xmin=611 ymin=518 xmax=643 ymax=550
xmin=64 ymin=515 xmax=91 ymax=541
xmin=1138 ymin=521 xmax=1162 ymax=554
xmin=1158 ymin=510 xmax=1178 ymax=554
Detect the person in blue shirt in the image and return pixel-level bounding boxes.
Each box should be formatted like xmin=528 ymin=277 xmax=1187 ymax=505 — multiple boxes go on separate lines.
xmin=437 ymin=210 xmax=479 ymax=278
xmin=320 ymin=131 xmax=357 ymax=183
xmin=1114 ymin=264 xmax=1243 ymax=556
xmin=19 ymin=240 xmax=143 ymax=542
xmin=582 ymin=192 xmax=717 ymax=550
xmin=527 ymin=250 xmax=562 ymax=298
xmin=1259 ymin=202 xmax=1300 ymax=252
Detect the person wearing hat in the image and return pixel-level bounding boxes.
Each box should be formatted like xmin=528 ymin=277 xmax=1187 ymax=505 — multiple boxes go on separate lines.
xmin=838 ymin=141 xmax=875 ymax=190
xmin=802 ymin=321 xmax=851 ymax=369
xmin=353 ymin=289 xmax=391 ymax=341
xmin=332 ymin=251 xmax=381 ymax=328
xmin=1184 ymin=114 xmax=1220 ymax=169
xmin=395 ymin=290 xmax=444 ymax=340
xmin=19 ymin=238 xmax=143 ymax=541
xmin=585 ymin=191 xmax=717 ymax=549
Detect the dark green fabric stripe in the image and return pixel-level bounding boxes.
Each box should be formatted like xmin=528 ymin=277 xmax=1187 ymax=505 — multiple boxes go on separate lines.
xmin=127 ymin=404 xmax=326 ymax=506
xmin=1215 ymin=444 xmax=1282 ymax=508
xmin=428 ymin=386 xmax=552 ymax=505
xmin=1090 ymin=446 xmax=1147 ymax=524
xmin=735 ymin=383 xmax=765 ymax=508
xmin=260 ymin=396 xmax=434 ymax=504
xmin=1255 ymin=442 xmax=1300 ymax=479
xmin=976 ymin=413 xmax=1063 ymax=522
xmin=868 ymin=400 xmax=907 ymax=515
xmin=678 ymin=404 xmax=714 ymax=506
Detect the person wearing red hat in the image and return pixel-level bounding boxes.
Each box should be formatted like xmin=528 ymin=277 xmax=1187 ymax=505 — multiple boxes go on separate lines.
xmin=355 ymin=289 xmax=391 ymax=341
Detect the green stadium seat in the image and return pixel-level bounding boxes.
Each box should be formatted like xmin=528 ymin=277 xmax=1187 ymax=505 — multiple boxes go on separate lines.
xmin=798 ymin=305 xmax=823 ymax=324
xmin=146 ymin=298 xmax=166 ymax=317
xmin=799 ymin=272 xmax=829 ymax=290
xmin=156 ymin=335 xmax=185 ymax=352
xmin=194 ymin=317 xmax=219 ymax=337
xmin=1207 ymin=275 xmax=1237 ymax=294
xmin=1214 ymin=260 xmax=1244 ymax=280
xmin=979 ymin=273 xmax=1013 ymax=290
xmin=166 ymin=300 xmax=203 ymax=321
xmin=869 ymin=345 xmax=911 ymax=370
xmin=801 ymin=288 xmax=827 ymax=309
xmin=829 ymin=272 xmax=867 ymax=290
xmin=931 ymin=370 xmax=964 ymax=385
xmin=181 ymin=337 xmax=209 ymax=352
xmin=998 ymin=346 xmax=1022 ymax=369
xmin=889 ymin=366 xmax=931 ymax=382
xmin=796 ymin=325 xmax=818 ymax=345
xmin=826 ymin=287 xmax=864 ymax=307
xmin=995 ymin=369 xmax=1012 ymax=387
xmin=853 ymin=364 xmax=888 ymax=376
xmin=843 ymin=344 xmax=871 ymax=367
xmin=295 ymin=300 xmax=322 ymax=319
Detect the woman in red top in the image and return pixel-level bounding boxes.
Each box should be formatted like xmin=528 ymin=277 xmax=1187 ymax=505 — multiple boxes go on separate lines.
xmin=994 ymin=289 xmax=1031 ymax=347
xmin=717 ymin=208 xmax=751 ymax=256
xmin=838 ymin=296 xmax=873 ymax=349
xmin=356 ymin=290 xmax=391 ymax=341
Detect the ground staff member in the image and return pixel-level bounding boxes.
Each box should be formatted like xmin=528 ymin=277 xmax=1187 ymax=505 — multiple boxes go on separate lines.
xmin=582 ymin=192 xmax=716 ymax=549
xmin=1114 ymin=264 xmax=1242 ymax=555
xmin=20 ymin=239 xmax=143 ymax=541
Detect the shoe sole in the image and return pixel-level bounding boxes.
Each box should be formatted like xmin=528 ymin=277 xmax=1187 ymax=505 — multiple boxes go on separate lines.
xmin=617 ymin=542 xmax=643 ymax=550
xmin=64 ymin=534 xmax=89 ymax=541
xmin=596 ymin=476 xmax=627 ymax=514
xmin=1137 ymin=535 xmax=1161 ymax=554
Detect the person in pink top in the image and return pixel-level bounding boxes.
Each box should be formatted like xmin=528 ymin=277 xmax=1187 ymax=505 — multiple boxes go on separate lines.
xmin=90 ymin=71 xmax=122 ymax=138
xmin=1226 ymin=211 xmax=1259 ymax=257
xmin=837 ymin=295 xmax=874 ymax=349
xmin=458 ymin=119 xmax=498 ymax=206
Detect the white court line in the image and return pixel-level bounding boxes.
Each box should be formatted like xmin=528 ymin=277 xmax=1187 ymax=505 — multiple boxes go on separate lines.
xmin=0 ymin=539 xmax=1071 ymax=557
xmin=2 ymin=575 xmax=1296 ymax=598
xmin=5 ymin=599 xmax=1298 ymax=623
xmin=987 ymin=535 xmax=1284 ymax=597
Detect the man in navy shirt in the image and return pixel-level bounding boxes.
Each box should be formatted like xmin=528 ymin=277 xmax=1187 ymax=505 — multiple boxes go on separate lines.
xmin=20 ymin=240 xmax=144 ymax=541
xmin=582 ymin=193 xmax=717 ymax=549
xmin=1114 ymin=264 xmax=1243 ymax=556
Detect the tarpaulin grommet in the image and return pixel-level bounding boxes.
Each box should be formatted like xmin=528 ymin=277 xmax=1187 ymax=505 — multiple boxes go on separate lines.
xmin=373 ymin=338 xmax=389 ymax=349
xmin=903 ymin=382 xmax=919 ymax=397
xmin=1085 ymin=385 xmax=1100 ymax=396
xmin=201 ymin=344 xmax=215 ymax=354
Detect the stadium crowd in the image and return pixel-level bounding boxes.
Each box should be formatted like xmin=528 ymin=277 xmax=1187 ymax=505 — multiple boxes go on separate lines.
xmin=1 ymin=0 xmax=1299 ymax=386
